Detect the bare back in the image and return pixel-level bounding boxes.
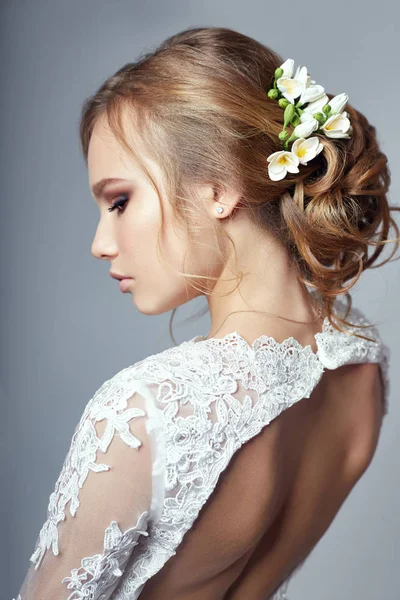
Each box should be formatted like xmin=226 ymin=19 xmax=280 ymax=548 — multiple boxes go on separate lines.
xmin=14 ymin=300 xmax=389 ymax=600
xmin=140 ymin=338 xmax=385 ymax=600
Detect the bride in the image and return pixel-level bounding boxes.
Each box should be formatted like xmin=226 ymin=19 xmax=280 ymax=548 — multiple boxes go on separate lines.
xmin=13 ymin=25 xmax=397 ymax=600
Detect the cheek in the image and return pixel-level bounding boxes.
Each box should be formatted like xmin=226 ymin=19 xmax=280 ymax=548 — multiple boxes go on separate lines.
xmin=118 ymin=202 xmax=161 ymax=260
xmin=118 ymin=195 xmax=189 ymax=277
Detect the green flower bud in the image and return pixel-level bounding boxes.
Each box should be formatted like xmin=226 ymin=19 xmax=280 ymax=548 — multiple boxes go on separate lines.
xmin=274 ymin=67 xmax=283 ymax=79
xmin=268 ymin=89 xmax=279 ymax=100
xmin=286 ymin=132 xmax=299 ymax=144
xmin=283 ymin=103 xmax=296 ymax=127
xmin=279 ymin=130 xmax=289 ymax=141
xmin=291 ymin=114 xmax=300 ymax=126
xmin=313 ymin=112 xmax=325 ymax=123
xmin=278 ymin=98 xmax=289 ymax=108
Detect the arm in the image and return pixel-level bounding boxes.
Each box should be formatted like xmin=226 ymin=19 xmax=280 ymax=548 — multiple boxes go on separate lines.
xmin=13 ymin=375 xmax=165 ymax=599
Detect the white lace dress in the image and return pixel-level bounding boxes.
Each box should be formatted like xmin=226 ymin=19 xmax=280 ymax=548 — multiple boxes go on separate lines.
xmin=12 ymin=297 xmax=391 ymax=600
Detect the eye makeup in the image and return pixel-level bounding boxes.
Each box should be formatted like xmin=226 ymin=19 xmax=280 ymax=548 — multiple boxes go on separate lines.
xmin=108 ymin=195 xmax=129 ymax=214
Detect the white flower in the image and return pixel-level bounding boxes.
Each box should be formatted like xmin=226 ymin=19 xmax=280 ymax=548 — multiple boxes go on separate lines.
xmin=267 ymin=150 xmax=299 ymax=181
xmin=303 ymin=94 xmax=330 ymax=114
xmin=294 ymin=64 xmax=325 ymax=105
xmin=276 ymin=59 xmax=302 ymax=104
xmin=279 ymin=58 xmax=295 ymax=78
xmin=320 ymin=110 xmax=352 ymax=138
xmin=291 ymin=137 xmax=324 ymax=165
xmin=299 ymin=83 xmax=326 ymax=105
xmin=327 ymin=92 xmax=349 ymax=115
xmin=293 ymin=112 xmax=320 ymax=138
xmin=276 ymin=76 xmax=304 ymax=104
xmin=269 ymin=59 xmax=351 ymax=179
xmin=277 ymin=59 xmax=325 ymax=106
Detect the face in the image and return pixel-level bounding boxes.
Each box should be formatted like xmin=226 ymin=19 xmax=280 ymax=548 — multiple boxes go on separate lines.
xmin=88 ymin=113 xmax=222 ymax=315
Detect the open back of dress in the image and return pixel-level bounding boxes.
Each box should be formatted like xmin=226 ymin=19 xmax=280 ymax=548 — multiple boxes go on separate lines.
xmin=13 ymin=296 xmax=390 ymax=600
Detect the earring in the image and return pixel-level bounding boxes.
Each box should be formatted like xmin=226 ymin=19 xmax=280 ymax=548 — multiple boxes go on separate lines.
xmin=216 ymin=205 xmax=224 ymax=214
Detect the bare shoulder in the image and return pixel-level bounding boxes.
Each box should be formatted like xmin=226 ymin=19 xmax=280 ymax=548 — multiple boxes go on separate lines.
xmin=342 ymin=361 xmax=385 ymax=475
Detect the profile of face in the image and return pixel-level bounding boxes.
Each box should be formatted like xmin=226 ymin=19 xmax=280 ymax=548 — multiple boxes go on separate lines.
xmin=88 ymin=113 xmax=226 ymax=315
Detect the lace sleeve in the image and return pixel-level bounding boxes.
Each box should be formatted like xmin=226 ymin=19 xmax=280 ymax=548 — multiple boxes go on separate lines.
xmin=12 ymin=375 xmax=166 ymax=600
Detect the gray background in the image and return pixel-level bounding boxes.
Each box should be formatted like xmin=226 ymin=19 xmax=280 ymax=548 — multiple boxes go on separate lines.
xmin=1 ymin=1 xmax=399 ymax=598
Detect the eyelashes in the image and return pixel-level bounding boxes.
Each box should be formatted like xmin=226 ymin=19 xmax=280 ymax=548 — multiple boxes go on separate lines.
xmin=108 ymin=195 xmax=129 ymax=214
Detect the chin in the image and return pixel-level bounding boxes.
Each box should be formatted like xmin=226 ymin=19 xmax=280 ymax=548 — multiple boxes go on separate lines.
xmin=133 ymin=294 xmax=178 ymax=316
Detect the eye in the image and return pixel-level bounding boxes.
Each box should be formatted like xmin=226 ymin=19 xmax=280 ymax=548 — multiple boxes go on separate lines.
xmin=108 ymin=195 xmax=129 ymax=214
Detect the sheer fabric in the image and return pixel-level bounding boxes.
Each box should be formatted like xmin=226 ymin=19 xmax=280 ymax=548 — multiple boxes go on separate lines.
xmin=12 ymin=296 xmax=391 ymax=600
xmin=13 ymin=378 xmax=166 ymax=599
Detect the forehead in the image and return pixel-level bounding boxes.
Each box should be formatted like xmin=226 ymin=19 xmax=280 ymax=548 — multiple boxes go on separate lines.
xmin=87 ymin=115 xmax=138 ymax=186
xmin=87 ymin=111 xmax=165 ymax=199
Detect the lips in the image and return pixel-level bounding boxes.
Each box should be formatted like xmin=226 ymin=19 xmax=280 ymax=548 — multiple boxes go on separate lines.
xmin=119 ymin=278 xmax=132 ymax=293
xmin=110 ymin=271 xmax=129 ymax=281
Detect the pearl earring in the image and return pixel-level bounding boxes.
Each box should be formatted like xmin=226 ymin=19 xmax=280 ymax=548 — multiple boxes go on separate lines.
xmin=216 ymin=205 xmax=224 ymax=214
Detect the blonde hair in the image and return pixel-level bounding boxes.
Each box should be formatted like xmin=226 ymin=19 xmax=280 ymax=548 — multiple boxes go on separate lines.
xmin=79 ymin=26 xmax=399 ymax=344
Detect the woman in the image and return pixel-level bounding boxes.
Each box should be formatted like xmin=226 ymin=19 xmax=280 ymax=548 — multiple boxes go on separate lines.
xmin=13 ymin=26 xmax=396 ymax=600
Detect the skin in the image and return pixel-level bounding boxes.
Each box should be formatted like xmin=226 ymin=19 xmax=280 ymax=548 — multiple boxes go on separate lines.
xmin=88 ymin=111 xmax=323 ymax=342
xmin=87 ymin=111 xmax=385 ymax=598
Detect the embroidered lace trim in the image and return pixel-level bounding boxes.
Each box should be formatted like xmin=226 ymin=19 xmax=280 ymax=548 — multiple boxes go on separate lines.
xmin=12 ymin=296 xmax=390 ymax=600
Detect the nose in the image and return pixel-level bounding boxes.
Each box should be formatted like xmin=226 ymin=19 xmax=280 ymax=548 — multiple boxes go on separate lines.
xmin=91 ymin=221 xmax=118 ymax=261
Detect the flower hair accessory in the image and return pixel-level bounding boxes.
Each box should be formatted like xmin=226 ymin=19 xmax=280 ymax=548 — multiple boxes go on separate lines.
xmin=266 ymin=58 xmax=352 ymax=181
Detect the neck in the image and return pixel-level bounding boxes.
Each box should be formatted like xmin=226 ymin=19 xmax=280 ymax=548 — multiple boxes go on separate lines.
xmin=205 ymin=220 xmax=322 ymax=338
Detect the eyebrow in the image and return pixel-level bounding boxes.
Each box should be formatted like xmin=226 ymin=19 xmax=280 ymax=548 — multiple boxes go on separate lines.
xmin=91 ymin=177 xmax=130 ymax=198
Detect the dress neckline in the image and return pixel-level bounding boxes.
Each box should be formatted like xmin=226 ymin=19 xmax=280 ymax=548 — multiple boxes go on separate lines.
xmin=190 ymin=314 xmax=332 ymax=359
xmin=187 ymin=303 xmax=390 ymax=417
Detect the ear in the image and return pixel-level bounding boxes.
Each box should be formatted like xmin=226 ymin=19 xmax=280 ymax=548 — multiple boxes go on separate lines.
xmin=212 ymin=184 xmax=242 ymax=219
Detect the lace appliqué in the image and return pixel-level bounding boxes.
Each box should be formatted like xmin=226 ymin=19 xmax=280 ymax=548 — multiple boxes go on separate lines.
xmin=114 ymin=297 xmax=391 ymax=599
xmin=314 ymin=303 xmax=391 ymax=415
xmin=14 ymin=296 xmax=390 ymax=600
xmin=114 ymin=335 xmax=326 ymax=598
xmin=29 ymin=378 xmax=147 ymax=570
xmin=61 ymin=512 xmax=149 ymax=599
